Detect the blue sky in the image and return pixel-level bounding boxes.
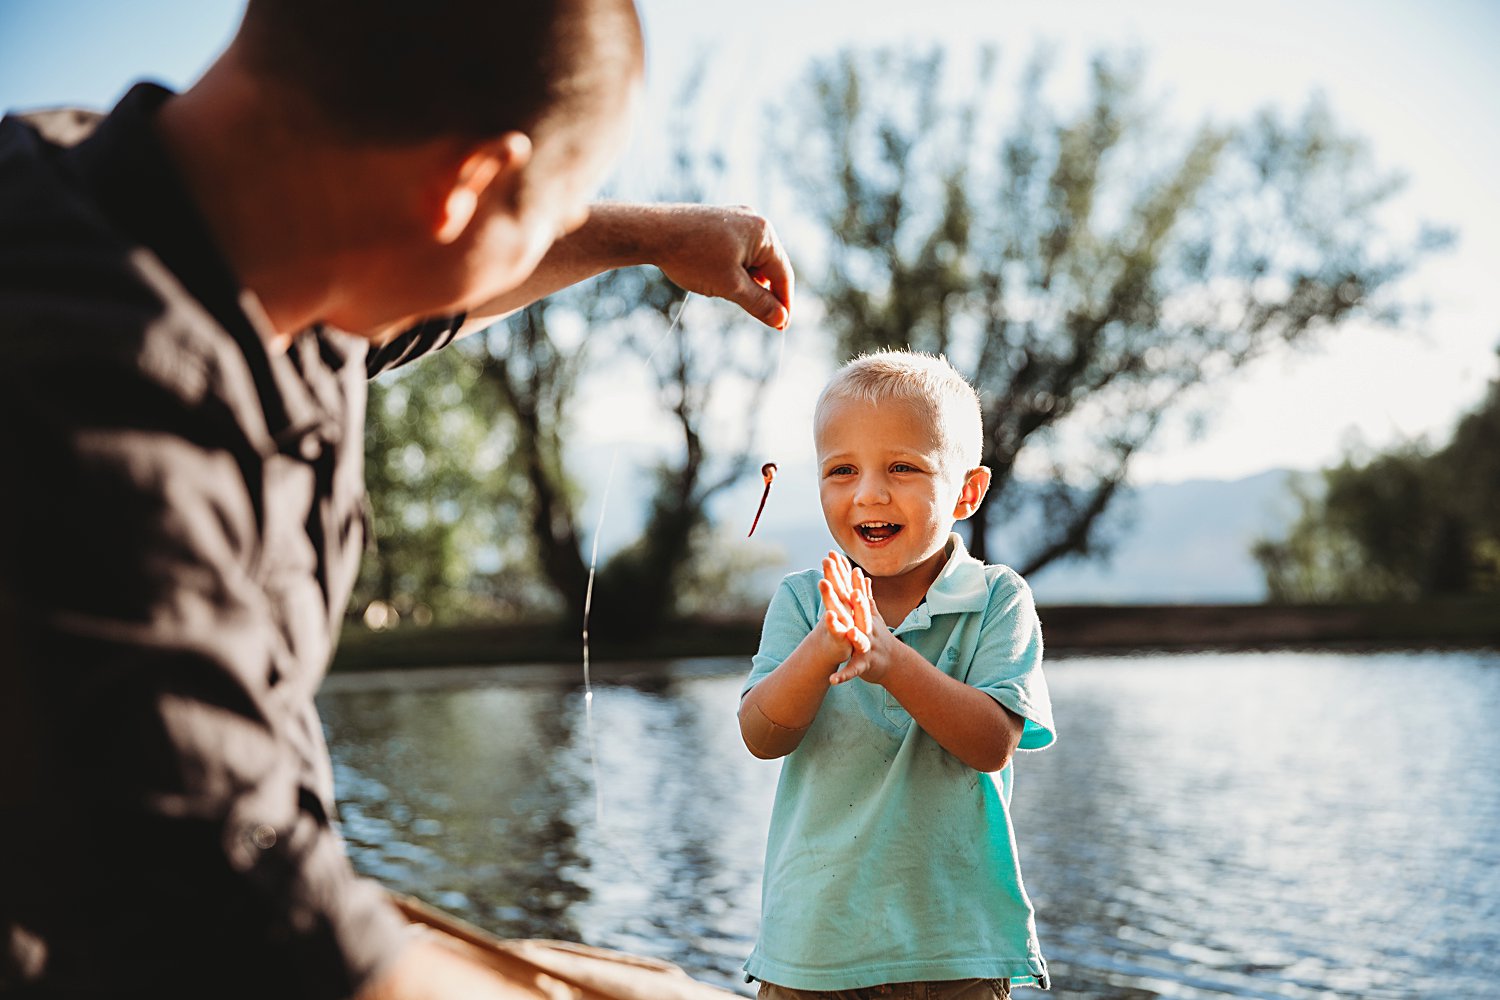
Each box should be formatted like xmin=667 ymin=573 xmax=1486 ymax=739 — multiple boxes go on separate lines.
xmin=3 ymin=0 xmax=1497 ymax=484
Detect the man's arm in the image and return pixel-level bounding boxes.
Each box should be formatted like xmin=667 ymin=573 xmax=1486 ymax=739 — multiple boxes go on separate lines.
xmin=457 ymin=202 xmax=794 ymax=335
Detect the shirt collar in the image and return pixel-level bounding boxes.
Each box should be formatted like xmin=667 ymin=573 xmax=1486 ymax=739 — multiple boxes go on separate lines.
xmin=892 ymin=532 xmax=989 ymax=634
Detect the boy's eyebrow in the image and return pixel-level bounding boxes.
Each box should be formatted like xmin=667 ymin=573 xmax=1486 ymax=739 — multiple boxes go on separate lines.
xmin=818 ymin=448 xmax=941 ymax=467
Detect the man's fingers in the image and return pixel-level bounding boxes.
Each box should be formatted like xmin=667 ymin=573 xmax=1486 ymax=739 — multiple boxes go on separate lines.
xmin=741 ymin=206 xmax=794 ymax=318
xmin=723 ymin=268 xmax=787 ymax=330
xmin=657 ymin=204 xmax=794 ymax=330
xmin=744 ymin=234 xmax=794 ymax=327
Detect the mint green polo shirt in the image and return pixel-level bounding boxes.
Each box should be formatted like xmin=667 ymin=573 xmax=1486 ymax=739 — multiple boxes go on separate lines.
xmin=742 ymin=534 xmax=1055 ymax=991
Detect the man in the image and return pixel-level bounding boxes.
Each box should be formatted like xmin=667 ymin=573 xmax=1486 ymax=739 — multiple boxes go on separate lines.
xmin=0 ymin=1 xmax=792 ymax=997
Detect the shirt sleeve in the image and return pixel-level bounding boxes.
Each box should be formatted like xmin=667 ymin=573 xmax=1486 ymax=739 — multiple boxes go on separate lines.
xmin=365 ymin=312 xmax=468 ymax=378
xmin=743 ymin=572 xmax=822 ymax=696
xmin=0 ymin=313 xmax=409 ymax=996
xmin=966 ymin=570 xmax=1057 ymax=750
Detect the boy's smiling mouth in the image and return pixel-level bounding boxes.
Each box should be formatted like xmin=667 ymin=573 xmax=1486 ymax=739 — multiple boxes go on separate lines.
xmin=856 ymin=521 xmax=903 ymax=543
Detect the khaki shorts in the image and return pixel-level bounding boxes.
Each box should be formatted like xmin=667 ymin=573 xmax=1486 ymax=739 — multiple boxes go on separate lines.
xmin=757 ymin=979 xmax=1011 ymax=1000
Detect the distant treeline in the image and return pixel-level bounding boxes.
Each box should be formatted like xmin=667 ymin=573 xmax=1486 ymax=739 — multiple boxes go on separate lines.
xmin=1256 ymin=349 xmax=1500 ymax=602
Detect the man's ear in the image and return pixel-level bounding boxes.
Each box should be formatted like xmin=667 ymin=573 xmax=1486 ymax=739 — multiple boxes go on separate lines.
xmin=433 ymin=132 xmax=532 ymax=245
xmin=952 ymin=466 xmax=992 ymax=520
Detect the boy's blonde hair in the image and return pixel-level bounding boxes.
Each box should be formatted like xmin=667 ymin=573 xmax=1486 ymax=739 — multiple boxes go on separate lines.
xmin=815 ymin=350 xmax=985 ymax=473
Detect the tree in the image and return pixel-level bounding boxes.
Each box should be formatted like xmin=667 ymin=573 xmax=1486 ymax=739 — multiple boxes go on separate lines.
xmin=1256 ymin=347 xmax=1500 ymax=601
xmin=358 ymin=346 xmax=543 ymax=623
xmin=785 ymin=46 xmax=1447 ymax=572
xmin=464 ymin=130 xmax=778 ymax=634
xmin=361 ymin=277 xmax=776 ymax=634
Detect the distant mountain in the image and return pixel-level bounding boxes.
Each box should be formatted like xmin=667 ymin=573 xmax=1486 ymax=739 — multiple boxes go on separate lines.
xmin=1014 ymin=470 xmax=1302 ymax=604
xmin=716 ymin=467 xmax=1305 ymax=605
xmin=574 ymin=443 xmax=1305 ymax=606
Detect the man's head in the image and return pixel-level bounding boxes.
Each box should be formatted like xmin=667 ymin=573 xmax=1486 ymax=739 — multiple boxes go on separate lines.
xmin=235 ymin=0 xmax=644 ymax=149
xmin=202 ymin=0 xmax=645 ymax=334
xmin=813 ymin=351 xmax=990 ymax=581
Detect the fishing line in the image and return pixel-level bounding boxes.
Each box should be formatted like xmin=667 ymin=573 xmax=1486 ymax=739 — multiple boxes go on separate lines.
xmin=579 ymin=292 xmax=693 ymax=829
xmin=576 ymin=281 xmax=788 ymax=893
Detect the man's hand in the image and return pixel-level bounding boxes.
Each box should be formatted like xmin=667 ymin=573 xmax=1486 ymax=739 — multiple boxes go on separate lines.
xmin=652 ymin=204 xmax=793 ymax=330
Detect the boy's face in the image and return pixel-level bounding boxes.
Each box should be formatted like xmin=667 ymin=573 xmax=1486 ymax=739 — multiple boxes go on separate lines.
xmin=814 ymin=395 xmax=988 ymax=589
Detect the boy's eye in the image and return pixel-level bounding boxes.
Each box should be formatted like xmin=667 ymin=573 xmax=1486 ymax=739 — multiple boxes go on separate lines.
xmin=891 ymin=463 xmax=920 ymax=473
xmin=826 ymin=465 xmax=855 ymax=477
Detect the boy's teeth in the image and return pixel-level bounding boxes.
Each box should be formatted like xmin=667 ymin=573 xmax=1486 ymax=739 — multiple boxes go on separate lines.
xmin=857 ymin=522 xmax=901 ymax=541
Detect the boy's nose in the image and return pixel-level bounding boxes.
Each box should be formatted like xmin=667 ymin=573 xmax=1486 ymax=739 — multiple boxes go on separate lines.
xmin=852 ymin=475 xmax=890 ymax=505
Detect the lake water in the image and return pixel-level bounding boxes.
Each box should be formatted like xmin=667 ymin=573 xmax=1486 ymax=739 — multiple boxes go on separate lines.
xmin=318 ymin=649 xmax=1500 ymax=999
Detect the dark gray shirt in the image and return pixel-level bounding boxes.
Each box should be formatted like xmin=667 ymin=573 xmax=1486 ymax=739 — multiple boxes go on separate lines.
xmin=0 ymin=83 xmax=462 ymax=997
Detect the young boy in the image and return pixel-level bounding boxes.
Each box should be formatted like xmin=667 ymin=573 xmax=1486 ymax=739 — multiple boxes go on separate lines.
xmin=739 ymin=351 xmax=1056 ymax=998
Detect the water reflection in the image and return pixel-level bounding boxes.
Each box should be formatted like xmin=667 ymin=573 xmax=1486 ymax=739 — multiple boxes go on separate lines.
xmin=318 ymin=650 xmax=1500 ymax=998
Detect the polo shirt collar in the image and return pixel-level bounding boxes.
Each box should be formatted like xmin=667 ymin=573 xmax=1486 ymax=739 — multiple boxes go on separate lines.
xmin=892 ymin=532 xmax=989 ymax=634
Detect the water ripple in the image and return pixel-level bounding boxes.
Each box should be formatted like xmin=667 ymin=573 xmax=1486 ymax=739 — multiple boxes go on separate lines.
xmin=319 ymin=649 xmax=1500 ymax=998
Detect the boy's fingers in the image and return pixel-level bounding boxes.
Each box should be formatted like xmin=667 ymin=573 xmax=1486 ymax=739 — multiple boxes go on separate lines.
xmin=819 ymin=579 xmax=851 ymax=619
xmin=822 ymin=608 xmax=847 ymax=637
xmin=830 ymin=645 xmax=871 ymax=684
xmin=833 ymin=554 xmax=854 ymax=595
xmin=822 ymin=557 xmax=856 ymax=606
xmin=822 ymin=555 xmax=848 ymax=598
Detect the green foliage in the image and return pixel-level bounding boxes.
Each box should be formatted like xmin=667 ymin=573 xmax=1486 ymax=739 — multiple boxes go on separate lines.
xmin=1257 ymin=350 xmax=1500 ymax=601
xmin=358 ymin=284 xmax=777 ymax=635
xmin=786 ymin=46 xmax=1445 ymax=571
xmin=356 ymin=346 xmax=549 ymax=625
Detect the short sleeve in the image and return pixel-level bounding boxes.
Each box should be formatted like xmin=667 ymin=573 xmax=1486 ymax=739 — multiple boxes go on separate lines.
xmin=967 ymin=571 xmax=1056 ymax=750
xmin=743 ymin=572 xmax=822 ymax=696
xmin=365 ymin=312 xmax=467 ymax=378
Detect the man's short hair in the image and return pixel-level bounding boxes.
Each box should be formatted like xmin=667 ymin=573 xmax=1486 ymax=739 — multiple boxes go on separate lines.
xmin=816 ymin=350 xmax=985 ymax=473
xmin=237 ymin=0 xmax=644 ymax=144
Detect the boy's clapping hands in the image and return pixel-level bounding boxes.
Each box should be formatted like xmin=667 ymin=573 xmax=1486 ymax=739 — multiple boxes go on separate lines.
xmin=818 ymin=551 xmax=892 ymax=685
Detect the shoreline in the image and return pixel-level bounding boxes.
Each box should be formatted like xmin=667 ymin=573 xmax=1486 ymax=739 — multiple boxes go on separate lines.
xmin=331 ymin=597 xmax=1500 ymax=673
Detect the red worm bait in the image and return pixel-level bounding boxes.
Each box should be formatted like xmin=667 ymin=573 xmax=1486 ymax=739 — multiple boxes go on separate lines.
xmin=748 ymin=462 xmax=777 ymax=537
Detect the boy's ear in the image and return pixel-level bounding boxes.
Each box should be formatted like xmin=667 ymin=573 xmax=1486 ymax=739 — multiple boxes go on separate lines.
xmin=952 ymin=466 xmax=992 ymax=521
xmin=433 ymin=132 xmax=532 ymax=245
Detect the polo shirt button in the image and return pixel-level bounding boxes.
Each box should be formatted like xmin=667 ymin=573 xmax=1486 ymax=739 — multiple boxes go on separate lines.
xmin=249 ymin=823 xmax=278 ymax=850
